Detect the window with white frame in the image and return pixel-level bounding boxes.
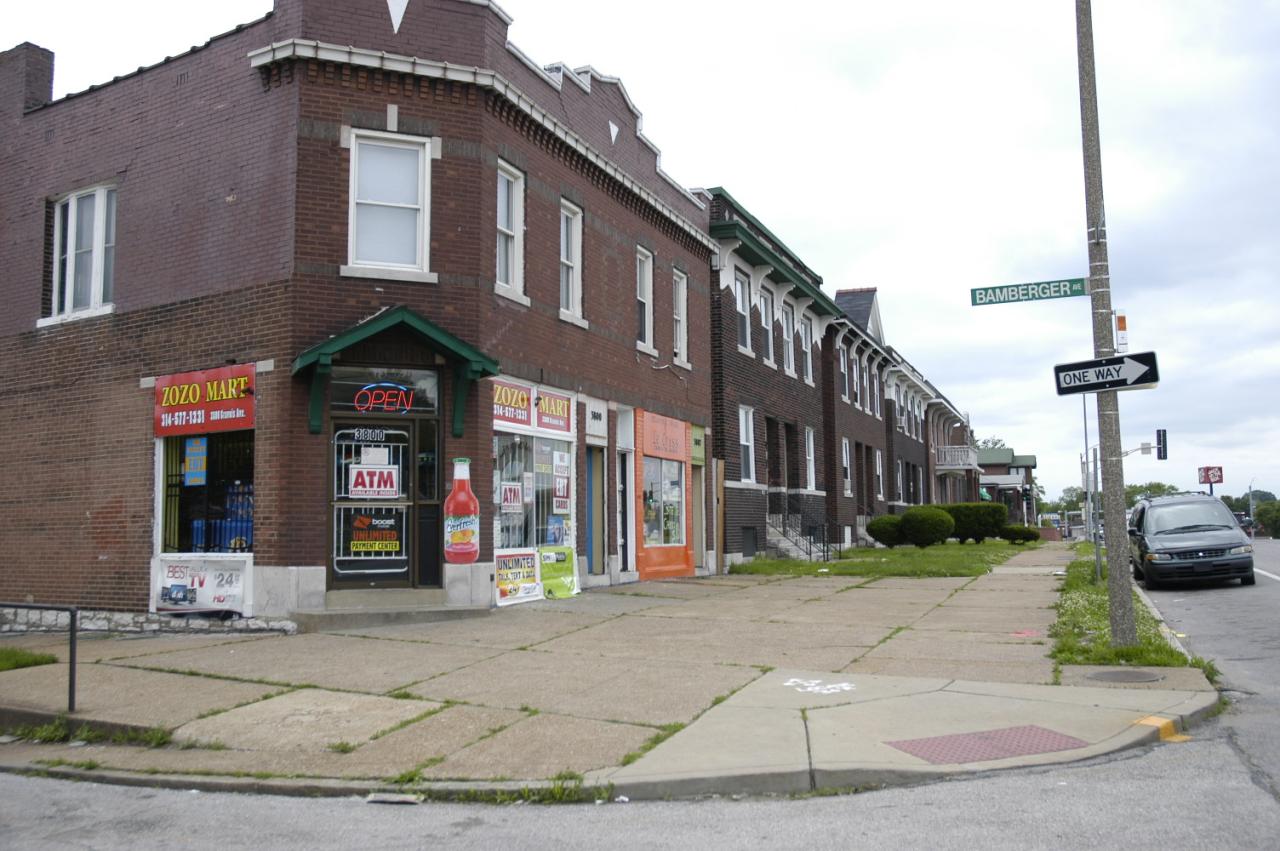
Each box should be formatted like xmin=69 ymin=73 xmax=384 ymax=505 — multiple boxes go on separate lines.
xmin=782 ymin=302 xmax=796 ymax=374
xmin=734 ymin=269 xmax=751 ymax=352
xmin=738 ymin=406 xmax=755 ymax=482
xmin=801 ymin=317 xmax=814 ymax=383
xmin=47 ymin=185 xmax=116 ymax=322
xmin=842 ymin=437 xmax=852 ymax=495
xmin=875 ymin=449 xmax=884 ymax=498
xmin=839 ymin=344 xmax=850 ymax=400
xmin=852 ymin=357 xmax=861 ymax=406
xmin=861 ymin=359 xmax=869 ymax=410
xmin=673 ymin=268 xmax=689 ymax=366
xmin=636 ymin=247 xmax=654 ymax=351
xmin=804 ymin=426 xmax=815 ymax=490
xmin=896 ymin=459 xmax=904 ymax=501
xmin=916 ymin=467 xmax=924 ymax=504
xmin=344 ymin=130 xmax=434 ymax=281
xmin=873 ymin=371 xmax=882 ymax=418
xmin=496 ymin=161 xmax=525 ymax=300
xmin=759 ymin=288 xmax=775 ymax=364
xmin=559 ymin=199 xmax=583 ymax=321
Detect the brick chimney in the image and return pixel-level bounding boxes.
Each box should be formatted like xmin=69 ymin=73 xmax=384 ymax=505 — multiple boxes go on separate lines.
xmin=0 ymin=42 xmax=54 ymax=120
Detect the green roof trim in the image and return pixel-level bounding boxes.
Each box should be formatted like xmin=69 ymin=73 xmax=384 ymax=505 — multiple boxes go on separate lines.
xmin=292 ymin=305 xmax=500 ymax=437
xmin=708 ymin=187 xmax=838 ymax=316
xmin=1012 ymin=454 xmax=1038 ymax=469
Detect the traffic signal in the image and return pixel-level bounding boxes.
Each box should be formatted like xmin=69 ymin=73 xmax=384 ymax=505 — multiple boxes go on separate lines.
xmin=1156 ymin=428 xmax=1167 ymax=460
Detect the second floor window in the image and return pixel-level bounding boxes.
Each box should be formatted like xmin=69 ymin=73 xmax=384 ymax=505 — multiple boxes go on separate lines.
xmin=760 ymin=289 xmax=775 ymax=364
xmin=734 ymin=270 xmax=751 ymax=352
xmin=496 ymin=162 xmax=525 ymax=299
xmin=852 ymin=357 xmax=861 ymax=406
xmin=49 ymin=185 xmax=116 ymax=321
xmin=782 ymin=303 xmax=796 ymax=374
xmin=636 ymin=247 xmax=654 ymax=351
xmin=839 ymin=345 xmax=850 ymax=399
xmin=559 ymin=200 xmax=583 ymax=320
xmin=673 ymin=269 xmax=689 ymax=365
xmin=801 ymin=317 xmax=814 ymax=383
xmin=345 ymin=130 xmax=435 ymax=281
xmin=875 ymin=449 xmax=884 ymax=498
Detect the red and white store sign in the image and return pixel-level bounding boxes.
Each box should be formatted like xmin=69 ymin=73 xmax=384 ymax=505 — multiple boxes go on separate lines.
xmin=491 ymin=379 xmax=572 ymax=435
xmin=348 ymin=465 xmax=400 ymax=498
xmin=154 ymin=364 xmax=256 ymax=437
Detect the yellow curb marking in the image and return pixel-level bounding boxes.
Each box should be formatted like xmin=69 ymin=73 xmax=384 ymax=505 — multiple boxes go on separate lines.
xmin=1137 ymin=715 xmax=1191 ymax=743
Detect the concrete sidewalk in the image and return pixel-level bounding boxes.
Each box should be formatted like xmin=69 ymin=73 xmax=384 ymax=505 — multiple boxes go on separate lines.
xmin=0 ymin=543 xmax=1218 ymax=800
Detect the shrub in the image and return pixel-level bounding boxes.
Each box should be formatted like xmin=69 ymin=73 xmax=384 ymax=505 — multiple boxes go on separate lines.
xmin=866 ymin=515 xmax=903 ymax=548
xmin=941 ymin=502 xmax=1008 ymax=543
xmin=999 ymin=524 xmax=1041 ymax=544
xmin=900 ymin=506 xmax=955 ymax=548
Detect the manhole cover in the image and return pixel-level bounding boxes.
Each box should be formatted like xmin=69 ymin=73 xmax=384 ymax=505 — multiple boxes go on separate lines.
xmin=1087 ymin=669 xmax=1164 ymax=683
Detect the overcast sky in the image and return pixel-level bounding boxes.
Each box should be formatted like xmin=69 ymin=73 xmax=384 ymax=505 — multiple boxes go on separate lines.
xmin=14 ymin=0 xmax=1279 ymax=503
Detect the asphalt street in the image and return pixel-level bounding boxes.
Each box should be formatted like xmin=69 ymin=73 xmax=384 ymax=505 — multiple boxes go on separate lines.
xmin=1144 ymin=537 xmax=1280 ymax=798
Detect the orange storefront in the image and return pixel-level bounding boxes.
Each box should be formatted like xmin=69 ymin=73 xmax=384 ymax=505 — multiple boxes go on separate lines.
xmin=633 ymin=410 xmax=695 ymax=580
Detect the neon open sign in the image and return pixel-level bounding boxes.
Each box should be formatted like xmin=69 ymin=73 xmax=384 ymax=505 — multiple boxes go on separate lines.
xmin=353 ymin=382 xmax=415 ymax=414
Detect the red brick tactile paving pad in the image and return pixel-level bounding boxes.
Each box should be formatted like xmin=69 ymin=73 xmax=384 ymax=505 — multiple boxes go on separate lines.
xmin=886 ymin=725 xmax=1089 ymax=765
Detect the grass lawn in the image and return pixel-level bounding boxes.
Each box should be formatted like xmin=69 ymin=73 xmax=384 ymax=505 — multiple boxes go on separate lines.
xmin=0 ymin=646 xmax=58 ymax=672
xmin=1050 ymin=549 xmax=1198 ymax=669
xmin=729 ymin=540 xmax=1034 ymax=579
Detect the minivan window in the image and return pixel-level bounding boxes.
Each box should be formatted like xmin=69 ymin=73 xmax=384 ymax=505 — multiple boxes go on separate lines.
xmin=1146 ymin=501 xmax=1237 ymax=534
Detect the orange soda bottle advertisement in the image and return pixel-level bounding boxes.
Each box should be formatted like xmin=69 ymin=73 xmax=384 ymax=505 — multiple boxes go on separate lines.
xmin=444 ymin=457 xmax=480 ymax=564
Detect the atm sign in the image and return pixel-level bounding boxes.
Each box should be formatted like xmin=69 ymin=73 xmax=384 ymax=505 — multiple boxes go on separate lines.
xmin=349 ymin=465 xmax=400 ymax=498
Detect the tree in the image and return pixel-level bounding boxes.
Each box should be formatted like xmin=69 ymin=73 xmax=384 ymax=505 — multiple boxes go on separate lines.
xmin=976 ymin=437 xmax=1007 ymax=449
xmin=1058 ymin=486 xmax=1085 ymax=513
xmin=1254 ymin=501 xmax=1280 ymax=537
xmin=1224 ymin=490 xmax=1276 ymax=514
xmin=1124 ymin=481 xmax=1179 ymax=508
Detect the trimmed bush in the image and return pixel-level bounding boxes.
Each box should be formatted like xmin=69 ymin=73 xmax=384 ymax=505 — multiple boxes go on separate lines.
xmin=900 ymin=506 xmax=956 ymax=548
xmin=999 ymin=524 xmax=1041 ymax=545
xmin=866 ymin=515 xmax=903 ymax=548
xmin=941 ymin=502 xmax=1008 ymax=543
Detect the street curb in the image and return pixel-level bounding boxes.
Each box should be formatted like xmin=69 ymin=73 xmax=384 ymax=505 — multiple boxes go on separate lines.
xmin=1131 ymin=579 xmax=1196 ymax=660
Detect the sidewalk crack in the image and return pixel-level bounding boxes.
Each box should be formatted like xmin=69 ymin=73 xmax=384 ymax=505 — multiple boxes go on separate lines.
xmin=800 ymin=708 xmax=816 ymax=791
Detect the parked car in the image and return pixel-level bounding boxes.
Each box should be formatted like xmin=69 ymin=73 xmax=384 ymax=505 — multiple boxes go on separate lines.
xmin=1128 ymin=493 xmax=1255 ymax=588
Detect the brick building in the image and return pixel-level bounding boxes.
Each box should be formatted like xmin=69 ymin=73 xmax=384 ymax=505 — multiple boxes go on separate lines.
xmin=0 ymin=0 xmax=716 ymax=620
xmin=2 ymin=0 xmax=983 ymax=624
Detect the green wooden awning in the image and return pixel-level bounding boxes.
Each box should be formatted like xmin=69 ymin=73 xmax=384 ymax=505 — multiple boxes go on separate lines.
xmin=291 ymin=305 xmax=500 ymax=437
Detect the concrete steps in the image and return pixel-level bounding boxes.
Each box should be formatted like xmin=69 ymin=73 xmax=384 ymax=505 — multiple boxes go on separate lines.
xmin=289 ymin=589 xmax=488 ymax=633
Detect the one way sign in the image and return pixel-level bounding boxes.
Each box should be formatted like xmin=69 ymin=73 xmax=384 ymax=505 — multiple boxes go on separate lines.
xmin=1054 ymin=351 xmax=1159 ymax=396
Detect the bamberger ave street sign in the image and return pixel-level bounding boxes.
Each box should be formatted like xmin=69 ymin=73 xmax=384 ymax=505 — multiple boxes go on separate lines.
xmin=971 ymin=278 xmax=1086 ymax=306
xmin=1054 ymin=351 xmax=1159 ymax=396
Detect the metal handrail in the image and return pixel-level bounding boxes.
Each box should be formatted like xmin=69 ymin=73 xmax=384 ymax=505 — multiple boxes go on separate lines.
xmin=2 ymin=603 xmax=78 ymax=713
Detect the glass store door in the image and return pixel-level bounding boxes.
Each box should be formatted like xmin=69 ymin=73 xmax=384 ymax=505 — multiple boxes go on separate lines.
xmin=332 ymin=425 xmax=412 ymax=588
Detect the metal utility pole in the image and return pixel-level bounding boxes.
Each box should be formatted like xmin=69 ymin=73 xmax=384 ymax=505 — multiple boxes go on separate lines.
xmin=1076 ymin=0 xmax=1137 ymax=646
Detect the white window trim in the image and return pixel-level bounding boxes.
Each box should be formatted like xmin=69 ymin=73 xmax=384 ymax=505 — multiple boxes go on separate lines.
xmin=897 ymin=459 xmax=905 ymax=501
xmin=341 ymin=128 xmax=439 ymax=284
xmin=804 ymin=426 xmax=816 ymax=491
xmin=875 ymin=449 xmax=884 ymax=499
xmin=40 ymin=185 xmax=118 ymax=327
xmin=557 ymin=199 xmax=587 ymax=327
xmin=738 ymin=405 xmax=755 ymax=483
xmin=801 ymin=317 xmax=815 ymax=386
xmin=673 ymin=267 xmax=690 ymax=369
xmin=759 ymin=287 xmax=776 ymax=367
xmin=839 ymin=344 xmax=850 ymax=401
xmin=635 ymin=246 xmax=656 ymax=355
xmin=874 ymin=371 xmax=883 ymax=419
xmin=782 ymin=302 xmax=796 ymax=377
xmin=494 ymin=159 xmax=528 ymax=305
xmin=842 ymin=438 xmax=852 ymax=496
xmin=734 ymin=269 xmax=753 ymax=356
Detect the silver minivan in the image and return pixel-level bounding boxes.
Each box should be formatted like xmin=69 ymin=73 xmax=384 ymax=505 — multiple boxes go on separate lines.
xmin=1128 ymin=493 xmax=1255 ymax=589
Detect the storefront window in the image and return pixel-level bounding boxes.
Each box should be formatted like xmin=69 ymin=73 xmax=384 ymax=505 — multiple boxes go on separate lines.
xmin=162 ymin=430 xmax=254 ymax=553
xmin=494 ymin=434 xmax=573 ymax=548
xmin=642 ymin=457 xmax=683 ymax=546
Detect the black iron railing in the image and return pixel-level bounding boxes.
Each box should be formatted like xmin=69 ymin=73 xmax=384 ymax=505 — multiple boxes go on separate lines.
xmin=2 ymin=603 xmax=78 ymax=713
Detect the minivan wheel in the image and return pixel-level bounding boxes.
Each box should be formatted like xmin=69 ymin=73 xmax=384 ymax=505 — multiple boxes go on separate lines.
xmin=1144 ymin=575 xmax=1162 ymax=591
xmin=1131 ymin=560 xmax=1144 ymax=581
xmin=1242 ymin=572 xmax=1256 ymax=586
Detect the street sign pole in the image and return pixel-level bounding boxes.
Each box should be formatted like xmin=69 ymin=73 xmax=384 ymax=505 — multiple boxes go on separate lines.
xmin=1076 ymin=0 xmax=1137 ymax=646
